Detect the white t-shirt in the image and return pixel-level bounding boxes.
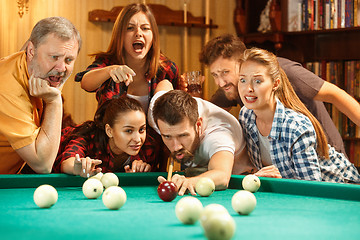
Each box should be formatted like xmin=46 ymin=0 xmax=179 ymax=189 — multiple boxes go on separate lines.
xmin=257 ymin=129 xmax=272 ymax=166
xmin=148 ymin=91 xmax=253 ymax=174
xmin=127 ymin=94 xmax=149 ymax=113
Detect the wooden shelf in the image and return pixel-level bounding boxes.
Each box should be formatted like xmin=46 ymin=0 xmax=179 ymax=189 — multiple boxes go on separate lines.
xmin=241 ymin=32 xmax=284 ymax=50
xmin=88 ymin=4 xmax=218 ymax=29
xmin=242 ymin=27 xmax=360 ymax=63
xmin=281 ymin=27 xmax=360 ymax=62
xmin=343 ymin=137 xmax=360 ymax=141
xmin=282 ymin=26 xmax=360 ymax=35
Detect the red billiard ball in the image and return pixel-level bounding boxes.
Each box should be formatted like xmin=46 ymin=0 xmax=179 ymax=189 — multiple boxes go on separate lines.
xmin=157 ymin=181 xmax=178 ymax=202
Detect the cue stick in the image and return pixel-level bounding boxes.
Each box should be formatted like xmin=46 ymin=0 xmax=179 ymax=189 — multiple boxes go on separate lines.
xmin=204 ymin=0 xmax=210 ymax=99
xmin=183 ymin=0 xmax=188 ymax=72
xmin=167 ymin=156 xmax=174 ymax=181
xmin=74 ymin=154 xmax=82 ymax=176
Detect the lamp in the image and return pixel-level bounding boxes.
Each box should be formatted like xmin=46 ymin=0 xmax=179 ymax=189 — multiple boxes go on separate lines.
xmin=18 ymin=0 xmax=29 ymax=18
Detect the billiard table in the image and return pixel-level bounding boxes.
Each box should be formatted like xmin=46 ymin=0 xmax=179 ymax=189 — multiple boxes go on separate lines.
xmin=0 ymin=173 xmax=359 ymax=240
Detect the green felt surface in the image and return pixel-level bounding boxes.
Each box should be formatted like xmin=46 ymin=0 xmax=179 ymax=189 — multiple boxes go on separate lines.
xmin=0 ymin=173 xmax=359 ymax=240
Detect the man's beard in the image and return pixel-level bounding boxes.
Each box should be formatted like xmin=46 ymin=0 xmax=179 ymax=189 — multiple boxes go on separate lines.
xmin=171 ymin=148 xmax=194 ymax=165
xmin=29 ymin=56 xmax=68 ymax=87
xmin=222 ymin=83 xmax=239 ymax=101
xmin=170 ymin=131 xmax=201 ymax=165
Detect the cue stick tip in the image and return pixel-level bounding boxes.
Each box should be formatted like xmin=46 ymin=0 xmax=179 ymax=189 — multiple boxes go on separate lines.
xmin=167 ymin=157 xmax=174 ymax=181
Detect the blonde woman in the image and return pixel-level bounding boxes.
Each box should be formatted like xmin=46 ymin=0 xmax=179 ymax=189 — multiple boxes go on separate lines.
xmin=238 ymin=48 xmax=360 ymax=183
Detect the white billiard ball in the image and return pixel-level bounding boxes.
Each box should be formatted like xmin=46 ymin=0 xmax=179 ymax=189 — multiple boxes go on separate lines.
xmin=33 ymin=184 xmax=58 ymax=208
xmin=89 ymin=172 xmax=103 ymax=181
xmin=82 ymin=178 xmax=103 ymax=199
xmin=102 ymin=186 xmax=127 ymax=210
xmin=242 ymin=174 xmax=261 ymax=193
xmin=195 ymin=177 xmax=215 ymax=197
xmin=231 ymin=190 xmax=257 ymax=215
xmin=101 ymin=172 xmax=119 ymax=189
xmin=203 ymin=212 xmax=236 ymax=240
xmin=175 ymin=196 xmax=204 ymax=224
xmin=200 ymin=203 xmax=229 ymax=228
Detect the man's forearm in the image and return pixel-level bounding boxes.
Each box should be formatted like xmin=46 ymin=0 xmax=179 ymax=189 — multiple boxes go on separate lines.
xmin=316 ymin=81 xmax=360 ymax=126
xmin=35 ymin=95 xmax=63 ymax=172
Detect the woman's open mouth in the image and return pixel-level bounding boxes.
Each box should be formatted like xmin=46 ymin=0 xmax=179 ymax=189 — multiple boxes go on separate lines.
xmin=132 ymin=41 xmax=145 ymax=53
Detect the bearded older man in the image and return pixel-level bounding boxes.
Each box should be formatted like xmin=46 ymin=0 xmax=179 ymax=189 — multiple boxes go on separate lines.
xmin=0 ymin=17 xmax=81 ymax=174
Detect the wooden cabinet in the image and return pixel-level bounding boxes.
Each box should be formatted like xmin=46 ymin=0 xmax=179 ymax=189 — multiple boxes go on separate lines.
xmin=280 ymin=28 xmax=360 ymax=63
